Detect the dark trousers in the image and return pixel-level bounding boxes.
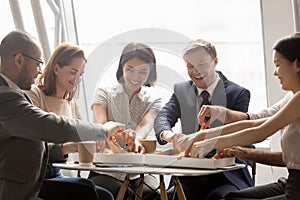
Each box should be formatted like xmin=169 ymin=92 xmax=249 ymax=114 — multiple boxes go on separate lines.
xmin=38 ymin=177 xmax=114 ymax=200
xmin=225 ymin=177 xmax=286 ymax=200
xmin=169 ymin=173 xmax=238 ymax=200
xmin=226 ymin=169 xmax=300 ymax=200
xmin=285 ymin=169 xmax=300 ymax=200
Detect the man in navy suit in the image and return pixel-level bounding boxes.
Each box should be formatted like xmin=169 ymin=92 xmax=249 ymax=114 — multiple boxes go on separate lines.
xmin=154 ymin=39 xmax=254 ymax=200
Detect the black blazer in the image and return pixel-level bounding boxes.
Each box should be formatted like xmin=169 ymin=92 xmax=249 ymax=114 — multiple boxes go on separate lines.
xmin=0 ymin=75 xmax=108 ymax=199
xmin=154 ymin=71 xmax=253 ymax=189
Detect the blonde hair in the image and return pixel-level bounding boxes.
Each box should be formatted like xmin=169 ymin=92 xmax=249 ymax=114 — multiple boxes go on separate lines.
xmin=36 ymin=42 xmax=86 ymax=100
xmin=183 ymin=39 xmax=217 ymax=60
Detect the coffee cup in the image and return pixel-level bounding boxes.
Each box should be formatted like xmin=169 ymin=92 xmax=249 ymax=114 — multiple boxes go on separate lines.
xmin=78 ymin=141 xmax=96 ymax=166
xmin=139 ymin=139 xmax=157 ymax=153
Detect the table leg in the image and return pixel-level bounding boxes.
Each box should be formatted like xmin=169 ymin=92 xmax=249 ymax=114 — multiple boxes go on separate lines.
xmin=117 ymin=175 xmax=130 ymax=200
xmin=174 ymin=177 xmax=186 ymax=200
xmin=159 ymin=175 xmax=168 ymax=200
xmin=135 ymin=174 xmax=144 ymax=200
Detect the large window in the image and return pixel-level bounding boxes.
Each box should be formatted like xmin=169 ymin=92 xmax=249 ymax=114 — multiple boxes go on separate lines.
xmin=73 ymin=0 xmax=266 ymax=114
xmin=1 ymin=0 xmax=267 ymax=145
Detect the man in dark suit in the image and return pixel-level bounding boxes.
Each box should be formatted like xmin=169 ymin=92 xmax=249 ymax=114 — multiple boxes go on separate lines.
xmin=154 ymin=39 xmax=254 ymax=200
xmin=0 ymin=31 xmax=127 ymax=200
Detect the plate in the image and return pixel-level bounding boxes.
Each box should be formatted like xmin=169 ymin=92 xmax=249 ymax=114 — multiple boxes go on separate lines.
xmin=144 ymin=154 xmax=235 ymax=169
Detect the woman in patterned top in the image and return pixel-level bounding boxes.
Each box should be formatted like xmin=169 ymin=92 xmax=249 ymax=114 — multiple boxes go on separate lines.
xmin=90 ymin=42 xmax=162 ymax=199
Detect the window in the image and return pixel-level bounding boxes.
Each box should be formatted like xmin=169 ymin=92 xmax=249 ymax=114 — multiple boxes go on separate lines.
xmin=73 ymin=0 xmax=266 ymax=115
xmin=1 ymin=0 xmax=268 ymax=147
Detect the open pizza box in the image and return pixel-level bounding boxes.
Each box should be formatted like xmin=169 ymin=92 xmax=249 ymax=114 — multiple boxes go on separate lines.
xmin=93 ymin=150 xmax=235 ymax=169
xmin=93 ymin=153 xmax=144 ymax=166
xmin=144 ymin=154 xmax=235 ymax=169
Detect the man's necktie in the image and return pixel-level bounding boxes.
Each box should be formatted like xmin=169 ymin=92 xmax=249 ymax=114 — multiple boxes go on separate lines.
xmin=199 ymin=90 xmax=210 ymax=108
xmin=199 ymin=90 xmax=216 ymax=158
xmin=198 ymin=90 xmax=211 ymax=131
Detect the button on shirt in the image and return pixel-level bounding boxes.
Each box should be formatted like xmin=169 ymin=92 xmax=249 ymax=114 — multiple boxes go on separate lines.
xmin=93 ymin=83 xmax=162 ymax=131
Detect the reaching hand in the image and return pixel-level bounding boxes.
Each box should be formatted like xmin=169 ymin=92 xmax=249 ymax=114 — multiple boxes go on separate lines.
xmin=96 ymin=140 xmax=107 ymax=153
xmin=106 ymin=129 xmax=145 ymax=154
xmin=172 ymin=133 xmax=198 ymax=153
xmin=189 ymin=138 xmax=218 ymax=158
xmin=198 ymin=105 xmax=226 ymax=128
xmin=132 ymin=139 xmax=146 ymax=154
xmin=104 ymin=121 xmax=126 ymax=137
xmin=61 ymin=142 xmax=78 ymax=154
xmin=224 ymin=146 xmax=251 ymax=160
xmin=161 ymin=130 xmax=176 ymax=143
xmin=107 ymin=136 xmax=128 ymax=153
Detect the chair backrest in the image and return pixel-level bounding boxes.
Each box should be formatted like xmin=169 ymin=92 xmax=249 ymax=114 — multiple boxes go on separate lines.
xmin=244 ymin=145 xmax=256 ymax=183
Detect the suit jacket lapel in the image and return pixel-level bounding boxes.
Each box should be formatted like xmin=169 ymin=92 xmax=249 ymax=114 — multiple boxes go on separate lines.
xmin=211 ymin=79 xmax=226 ymax=107
xmin=0 ymin=75 xmax=8 ymax=86
xmin=23 ymin=92 xmax=32 ymax=104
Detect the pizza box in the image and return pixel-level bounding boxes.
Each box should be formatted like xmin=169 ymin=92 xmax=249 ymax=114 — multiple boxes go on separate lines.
xmin=144 ymin=154 xmax=235 ymax=169
xmin=93 ymin=153 xmax=144 ymax=165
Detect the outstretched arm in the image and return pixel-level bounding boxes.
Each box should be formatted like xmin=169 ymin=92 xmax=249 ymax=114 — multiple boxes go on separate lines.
xmin=93 ymin=103 xmax=108 ymax=124
xmin=190 ymin=91 xmax=300 ymax=157
xmin=223 ymin=146 xmax=285 ymax=167
xmin=136 ymin=109 xmax=158 ymax=139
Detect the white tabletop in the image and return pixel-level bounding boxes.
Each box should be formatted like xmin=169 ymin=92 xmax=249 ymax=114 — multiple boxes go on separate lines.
xmin=52 ymin=163 xmax=245 ymax=176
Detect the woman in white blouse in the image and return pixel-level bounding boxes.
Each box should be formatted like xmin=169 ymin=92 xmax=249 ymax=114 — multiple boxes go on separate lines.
xmin=90 ymin=42 xmax=162 ymax=199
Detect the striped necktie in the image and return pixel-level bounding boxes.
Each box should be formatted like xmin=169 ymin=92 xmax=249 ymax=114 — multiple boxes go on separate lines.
xmin=199 ymin=90 xmax=210 ymax=108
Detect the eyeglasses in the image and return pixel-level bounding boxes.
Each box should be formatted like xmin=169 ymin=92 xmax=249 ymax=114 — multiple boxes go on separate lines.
xmin=14 ymin=53 xmax=44 ymax=70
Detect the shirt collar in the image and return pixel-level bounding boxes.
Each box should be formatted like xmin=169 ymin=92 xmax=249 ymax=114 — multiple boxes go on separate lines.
xmin=0 ymin=73 xmax=22 ymax=91
xmin=116 ymin=82 xmax=146 ymax=100
xmin=196 ymin=73 xmax=220 ymax=97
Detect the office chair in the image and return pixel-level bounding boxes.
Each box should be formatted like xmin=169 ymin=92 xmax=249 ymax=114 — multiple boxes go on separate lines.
xmin=244 ymin=145 xmax=256 ymax=184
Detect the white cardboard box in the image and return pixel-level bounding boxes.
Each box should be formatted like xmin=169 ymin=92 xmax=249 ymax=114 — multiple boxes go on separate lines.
xmin=93 ymin=153 xmax=144 ymax=165
xmin=144 ymin=154 xmax=235 ymax=169
xmin=93 ymin=153 xmax=235 ymax=169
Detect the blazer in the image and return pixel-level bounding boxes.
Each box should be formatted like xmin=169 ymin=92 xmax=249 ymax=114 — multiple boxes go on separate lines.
xmin=0 ymin=75 xmax=107 ymax=200
xmin=154 ymin=71 xmax=254 ymax=189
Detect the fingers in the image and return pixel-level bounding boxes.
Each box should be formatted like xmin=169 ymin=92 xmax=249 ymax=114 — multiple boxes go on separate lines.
xmin=107 ymin=136 xmax=127 ymax=154
xmin=161 ymin=130 xmax=176 ymax=143
xmin=172 ymin=133 xmax=187 ymax=152
xmin=105 ymin=121 xmax=126 ymax=137
xmin=137 ymin=143 xmax=146 ymax=154
xmin=184 ymin=142 xmax=193 ymax=157
xmin=226 ymin=146 xmax=248 ymax=160
xmin=124 ymin=129 xmax=136 ymax=151
xmin=189 ymin=138 xmax=217 ymax=158
xmin=198 ymin=105 xmax=212 ymax=128
xmin=96 ymin=140 xmax=107 ymax=153
xmin=213 ymin=149 xmax=233 ymax=158
xmin=190 ymin=142 xmax=200 ymax=158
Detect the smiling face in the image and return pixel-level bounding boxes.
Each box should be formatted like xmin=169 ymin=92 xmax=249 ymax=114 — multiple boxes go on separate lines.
xmin=184 ymin=48 xmax=217 ymax=89
xmin=122 ymin=57 xmax=151 ymax=94
xmin=273 ymin=50 xmax=300 ymax=93
xmin=54 ymin=57 xmax=85 ymax=98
